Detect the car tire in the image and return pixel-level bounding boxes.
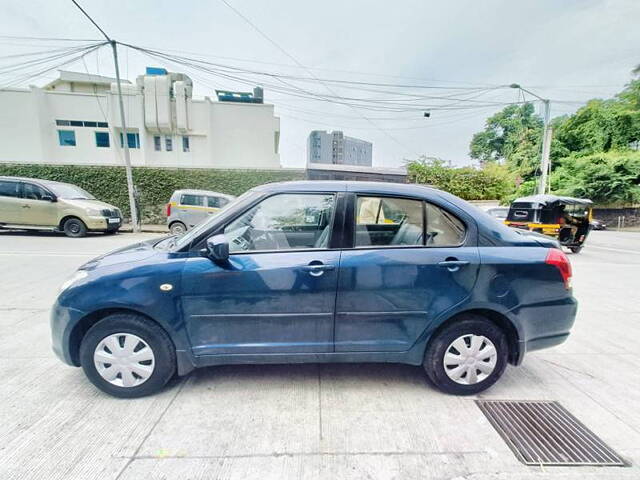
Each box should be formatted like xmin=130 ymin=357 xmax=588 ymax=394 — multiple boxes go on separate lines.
xmin=423 ymin=315 xmax=508 ymax=395
xmin=570 ymin=246 xmax=582 ymax=254
xmin=63 ymin=217 xmax=88 ymax=238
xmin=79 ymin=313 xmax=176 ymax=398
xmin=169 ymin=221 xmax=187 ymax=236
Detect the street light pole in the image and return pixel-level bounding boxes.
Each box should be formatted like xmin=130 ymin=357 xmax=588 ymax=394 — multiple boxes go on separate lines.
xmin=510 ymin=84 xmax=552 ymax=195
xmin=71 ymin=1 xmax=139 ymax=231
xmin=538 ymin=99 xmax=552 ymax=195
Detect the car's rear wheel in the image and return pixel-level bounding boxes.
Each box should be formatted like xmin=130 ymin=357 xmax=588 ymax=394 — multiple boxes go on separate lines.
xmin=423 ymin=315 xmax=508 ymax=395
xmin=62 ymin=217 xmax=87 ymax=238
xmin=79 ymin=313 xmax=176 ymax=398
xmin=169 ymin=221 xmax=187 ymax=236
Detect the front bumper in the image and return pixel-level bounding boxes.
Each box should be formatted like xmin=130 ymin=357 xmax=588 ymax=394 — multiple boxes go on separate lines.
xmin=85 ymin=215 xmax=122 ymax=232
xmin=50 ymin=300 xmax=87 ymax=366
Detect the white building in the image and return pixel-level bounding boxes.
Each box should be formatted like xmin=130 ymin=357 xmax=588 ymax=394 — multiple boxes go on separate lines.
xmin=0 ymin=68 xmax=281 ymax=169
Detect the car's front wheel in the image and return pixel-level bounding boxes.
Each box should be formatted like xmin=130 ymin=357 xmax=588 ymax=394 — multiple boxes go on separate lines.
xmin=79 ymin=313 xmax=176 ymax=398
xmin=423 ymin=315 xmax=508 ymax=395
xmin=63 ymin=217 xmax=87 ymax=238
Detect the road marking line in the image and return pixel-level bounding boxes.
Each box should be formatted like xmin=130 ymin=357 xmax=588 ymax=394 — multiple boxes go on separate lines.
xmin=589 ymin=245 xmax=640 ymax=255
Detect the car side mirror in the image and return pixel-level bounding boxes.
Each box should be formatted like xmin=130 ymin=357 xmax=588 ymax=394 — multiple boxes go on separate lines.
xmin=42 ymin=194 xmax=56 ymax=202
xmin=201 ymin=234 xmax=229 ymax=263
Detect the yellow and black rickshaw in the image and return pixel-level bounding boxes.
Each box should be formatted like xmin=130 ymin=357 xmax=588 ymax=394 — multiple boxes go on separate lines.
xmin=504 ymin=194 xmax=593 ymax=253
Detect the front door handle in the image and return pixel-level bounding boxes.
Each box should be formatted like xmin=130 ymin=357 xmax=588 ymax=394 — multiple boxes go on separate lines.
xmin=302 ymin=263 xmax=336 ymax=277
xmin=437 ymin=259 xmax=469 ymax=272
xmin=21 ymin=204 xmax=31 ymax=208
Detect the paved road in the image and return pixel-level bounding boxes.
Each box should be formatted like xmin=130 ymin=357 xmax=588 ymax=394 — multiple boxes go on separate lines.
xmin=0 ymin=230 xmax=639 ymax=480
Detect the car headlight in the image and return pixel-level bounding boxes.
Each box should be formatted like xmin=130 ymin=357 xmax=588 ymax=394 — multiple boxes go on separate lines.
xmin=59 ymin=270 xmax=89 ymax=292
xmin=86 ymin=208 xmax=102 ymax=216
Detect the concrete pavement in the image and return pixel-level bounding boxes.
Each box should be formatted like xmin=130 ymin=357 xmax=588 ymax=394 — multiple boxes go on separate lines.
xmin=0 ymin=230 xmax=639 ymax=479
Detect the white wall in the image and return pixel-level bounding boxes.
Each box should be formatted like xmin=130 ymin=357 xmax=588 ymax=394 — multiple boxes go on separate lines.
xmin=209 ymin=102 xmax=280 ymax=169
xmin=0 ymin=85 xmax=281 ymax=169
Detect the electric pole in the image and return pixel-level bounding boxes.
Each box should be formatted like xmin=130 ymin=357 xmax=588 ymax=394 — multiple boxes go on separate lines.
xmin=71 ymin=1 xmax=140 ymax=231
xmin=510 ymin=84 xmax=553 ymax=195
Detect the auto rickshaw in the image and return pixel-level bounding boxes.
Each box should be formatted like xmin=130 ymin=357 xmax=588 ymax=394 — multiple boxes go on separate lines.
xmin=504 ymin=194 xmax=593 ymax=253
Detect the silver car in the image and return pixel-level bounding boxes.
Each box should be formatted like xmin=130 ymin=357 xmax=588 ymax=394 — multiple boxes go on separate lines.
xmin=166 ymin=189 xmax=235 ymax=235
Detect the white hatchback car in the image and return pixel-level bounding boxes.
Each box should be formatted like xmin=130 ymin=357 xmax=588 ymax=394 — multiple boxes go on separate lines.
xmin=166 ymin=189 xmax=235 ymax=235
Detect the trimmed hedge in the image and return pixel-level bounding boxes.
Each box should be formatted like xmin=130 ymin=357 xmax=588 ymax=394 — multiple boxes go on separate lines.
xmin=0 ymin=164 xmax=306 ymax=223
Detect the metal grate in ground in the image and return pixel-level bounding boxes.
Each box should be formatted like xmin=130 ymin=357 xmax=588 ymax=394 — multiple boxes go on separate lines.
xmin=476 ymin=400 xmax=627 ymax=467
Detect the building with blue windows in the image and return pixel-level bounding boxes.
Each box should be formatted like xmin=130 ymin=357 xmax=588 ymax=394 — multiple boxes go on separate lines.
xmin=0 ymin=69 xmax=281 ymax=169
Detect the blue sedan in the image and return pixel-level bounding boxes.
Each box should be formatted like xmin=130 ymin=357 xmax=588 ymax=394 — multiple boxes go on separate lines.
xmin=51 ymin=181 xmax=577 ymax=398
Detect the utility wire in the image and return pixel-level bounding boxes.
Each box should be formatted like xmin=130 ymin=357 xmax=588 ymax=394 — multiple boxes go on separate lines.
xmin=218 ymin=0 xmax=420 ymax=157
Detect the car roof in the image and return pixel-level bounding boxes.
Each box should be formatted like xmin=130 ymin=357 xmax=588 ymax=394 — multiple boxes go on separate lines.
xmin=173 ymin=189 xmax=235 ymax=198
xmin=252 ymin=180 xmax=441 ymax=197
xmin=0 ymin=176 xmax=73 ymax=188
xmin=513 ymin=194 xmax=593 ymax=206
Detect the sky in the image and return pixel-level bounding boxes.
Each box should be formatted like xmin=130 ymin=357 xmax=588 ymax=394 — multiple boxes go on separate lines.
xmin=1 ymin=0 xmax=639 ymax=168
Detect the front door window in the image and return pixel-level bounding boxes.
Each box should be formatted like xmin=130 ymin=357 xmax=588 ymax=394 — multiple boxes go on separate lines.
xmin=224 ymin=193 xmax=335 ymax=252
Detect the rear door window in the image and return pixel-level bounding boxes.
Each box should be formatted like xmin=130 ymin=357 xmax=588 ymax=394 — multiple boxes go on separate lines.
xmin=180 ymin=194 xmax=205 ymax=207
xmin=355 ymin=196 xmax=424 ymax=247
xmin=425 ymin=203 xmax=465 ymax=246
xmin=0 ymin=180 xmax=20 ymax=198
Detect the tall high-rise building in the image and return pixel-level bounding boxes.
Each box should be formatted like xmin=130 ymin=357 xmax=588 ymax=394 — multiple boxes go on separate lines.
xmin=307 ymin=130 xmax=372 ymax=167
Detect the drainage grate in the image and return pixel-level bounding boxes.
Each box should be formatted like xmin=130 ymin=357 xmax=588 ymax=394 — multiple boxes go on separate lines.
xmin=476 ymin=400 xmax=626 ymax=466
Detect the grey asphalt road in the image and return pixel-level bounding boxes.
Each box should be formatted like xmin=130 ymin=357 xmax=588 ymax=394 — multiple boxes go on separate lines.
xmin=0 ymin=230 xmax=639 ymax=480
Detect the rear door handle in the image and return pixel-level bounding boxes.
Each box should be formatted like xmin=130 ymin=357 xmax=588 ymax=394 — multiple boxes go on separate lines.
xmin=302 ymin=263 xmax=336 ymax=277
xmin=438 ymin=260 xmax=469 ymax=271
xmin=21 ymin=204 xmax=31 ymax=208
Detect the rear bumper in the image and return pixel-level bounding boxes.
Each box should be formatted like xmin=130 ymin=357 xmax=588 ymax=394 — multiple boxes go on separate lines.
xmin=512 ymin=295 xmax=577 ymax=365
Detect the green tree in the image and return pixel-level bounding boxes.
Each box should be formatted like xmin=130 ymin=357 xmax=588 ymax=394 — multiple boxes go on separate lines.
xmin=554 ymin=97 xmax=640 ymax=155
xmin=406 ymin=156 xmax=515 ymax=201
xmin=550 ymin=151 xmax=640 ymax=204
xmin=469 ymin=103 xmax=543 ymax=178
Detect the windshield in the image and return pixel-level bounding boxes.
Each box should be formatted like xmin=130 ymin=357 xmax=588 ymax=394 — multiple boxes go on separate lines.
xmin=173 ymin=190 xmax=260 ymax=250
xmin=47 ymin=183 xmax=95 ymax=200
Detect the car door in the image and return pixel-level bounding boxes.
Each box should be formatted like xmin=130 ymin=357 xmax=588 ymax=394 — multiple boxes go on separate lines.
xmin=178 ymin=193 xmax=207 ymax=229
xmin=335 ymin=194 xmax=480 ymax=352
xmin=19 ymin=182 xmax=58 ymax=226
xmin=181 ymin=192 xmax=341 ymax=356
xmin=0 ymin=179 xmax=23 ymax=224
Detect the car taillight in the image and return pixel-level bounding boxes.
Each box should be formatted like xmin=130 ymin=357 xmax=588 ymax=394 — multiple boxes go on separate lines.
xmin=166 ymin=203 xmax=171 ymax=216
xmin=545 ymin=248 xmax=572 ymax=289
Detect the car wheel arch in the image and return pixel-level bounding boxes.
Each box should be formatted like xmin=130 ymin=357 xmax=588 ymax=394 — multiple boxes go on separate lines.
xmin=59 ymin=215 xmax=84 ymax=231
xmin=68 ymin=307 xmax=176 ymax=366
xmin=424 ymin=308 xmax=520 ymax=365
xmin=169 ymin=220 xmax=187 ymax=231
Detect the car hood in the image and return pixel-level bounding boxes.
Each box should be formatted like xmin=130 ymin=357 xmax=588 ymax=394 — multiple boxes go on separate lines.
xmin=80 ymin=237 xmax=165 ymax=270
xmin=60 ymin=198 xmax=118 ymax=211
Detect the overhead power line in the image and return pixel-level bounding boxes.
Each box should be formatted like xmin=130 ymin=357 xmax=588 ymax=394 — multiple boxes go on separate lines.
xmin=218 ymin=0 xmax=421 ymax=157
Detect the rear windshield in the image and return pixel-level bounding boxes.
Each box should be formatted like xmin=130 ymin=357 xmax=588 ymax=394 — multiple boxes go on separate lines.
xmin=507 ymin=203 xmax=536 ymax=222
